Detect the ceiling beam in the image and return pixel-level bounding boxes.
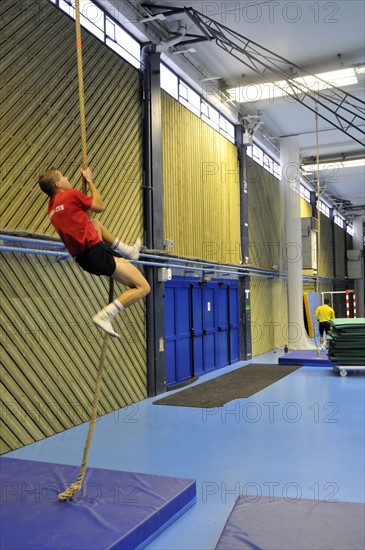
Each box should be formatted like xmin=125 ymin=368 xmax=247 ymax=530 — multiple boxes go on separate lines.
xmin=142 ymin=3 xmax=365 ymax=147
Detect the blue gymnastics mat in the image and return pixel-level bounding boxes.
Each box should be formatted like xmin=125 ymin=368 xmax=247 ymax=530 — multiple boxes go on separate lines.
xmin=278 ymin=349 xmax=331 ymax=366
xmin=215 ymin=496 xmax=365 ymax=550
xmin=0 ymin=457 xmax=196 ymax=550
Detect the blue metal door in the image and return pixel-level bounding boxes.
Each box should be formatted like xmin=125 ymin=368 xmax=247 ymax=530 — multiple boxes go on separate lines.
xmin=165 ymin=277 xmax=240 ymax=384
xmin=176 ymin=283 xmax=192 ymax=382
xmin=165 ymin=279 xmax=192 ymax=386
xmin=191 ymin=284 xmax=204 ymax=376
xmin=229 ymin=284 xmax=240 ymax=363
xmin=165 ymin=285 xmax=177 ymax=385
xmin=202 ymin=285 xmax=216 ymax=373
xmin=216 ymin=282 xmax=240 ymax=367
xmin=217 ymin=283 xmax=230 ymax=368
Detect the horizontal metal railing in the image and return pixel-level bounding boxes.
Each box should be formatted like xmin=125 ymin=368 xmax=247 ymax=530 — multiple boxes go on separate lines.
xmin=0 ymin=232 xmax=344 ymax=283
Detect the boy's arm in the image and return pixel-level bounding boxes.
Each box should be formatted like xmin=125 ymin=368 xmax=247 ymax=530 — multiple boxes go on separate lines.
xmin=81 ymin=168 xmax=105 ymax=212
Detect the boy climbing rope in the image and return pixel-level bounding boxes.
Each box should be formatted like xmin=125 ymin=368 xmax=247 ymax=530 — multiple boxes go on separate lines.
xmin=39 ymin=166 xmax=150 ymax=338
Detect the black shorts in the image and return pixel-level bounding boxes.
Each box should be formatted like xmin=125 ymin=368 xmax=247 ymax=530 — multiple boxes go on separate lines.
xmin=319 ymin=321 xmax=331 ymax=337
xmin=75 ymin=243 xmax=116 ymax=277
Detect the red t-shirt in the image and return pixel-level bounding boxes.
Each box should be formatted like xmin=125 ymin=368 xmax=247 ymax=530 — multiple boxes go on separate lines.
xmin=48 ymin=189 xmax=102 ymax=256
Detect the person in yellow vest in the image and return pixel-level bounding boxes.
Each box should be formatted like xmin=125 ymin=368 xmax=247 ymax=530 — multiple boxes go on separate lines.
xmin=315 ymin=298 xmax=335 ymax=348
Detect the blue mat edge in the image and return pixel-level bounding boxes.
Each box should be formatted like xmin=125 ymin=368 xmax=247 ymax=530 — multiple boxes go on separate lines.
xmin=279 ymin=357 xmax=332 ymax=366
xmin=135 ymin=497 xmax=197 ymax=550
xmin=278 ymin=350 xmax=332 ymax=366
xmin=114 ymin=479 xmax=197 ymax=549
xmin=215 ymin=496 xmax=365 ymax=550
xmin=0 ymin=457 xmax=197 ymax=550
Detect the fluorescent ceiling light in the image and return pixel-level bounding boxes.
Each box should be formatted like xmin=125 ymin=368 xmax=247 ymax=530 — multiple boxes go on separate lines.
xmin=301 ymin=158 xmax=365 ymax=172
xmin=172 ymin=48 xmax=197 ymax=54
xmin=139 ymin=14 xmax=166 ymax=22
xmin=228 ymin=68 xmax=358 ymax=103
xmin=355 ymin=66 xmax=365 ymax=74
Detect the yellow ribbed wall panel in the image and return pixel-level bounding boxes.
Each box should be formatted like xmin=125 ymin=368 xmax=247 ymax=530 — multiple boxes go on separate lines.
xmin=318 ymin=215 xmax=333 ymax=278
xmin=162 ymin=92 xmax=241 ymax=263
xmin=0 ymin=252 xmax=147 ymax=454
xmin=247 ymin=159 xmax=282 ymax=354
xmin=1 ymin=0 xmax=143 ymax=244
xmin=250 ymin=276 xmax=288 ymax=356
xmin=303 ymin=280 xmax=316 ymax=293
xmin=246 ymin=159 xmax=289 ymax=355
xmin=0 ymin=0 xmax=146 ymax=453
xmin=247 ymin=158 xmax=282 ymax=270
xmin=334 ymin=223 xmax=346 ymax=279
xmin=300 ymin=197 xmax=312 ymax=218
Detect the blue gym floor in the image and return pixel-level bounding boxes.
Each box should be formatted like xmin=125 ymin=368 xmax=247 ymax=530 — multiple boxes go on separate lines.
xmin=4 ymin=349 xmax=365 ymax=550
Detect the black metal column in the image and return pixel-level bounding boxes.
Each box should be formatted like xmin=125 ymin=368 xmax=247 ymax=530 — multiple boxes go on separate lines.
xmin=330 ymin=208 xmax=337 ymax=279
xmin=310 ymin=190 xmax=319 ymax=276
xmin=142 ymin=46 xmax=166 ymax=396
xmin=235 ymin=125 xmax=252 ymax=360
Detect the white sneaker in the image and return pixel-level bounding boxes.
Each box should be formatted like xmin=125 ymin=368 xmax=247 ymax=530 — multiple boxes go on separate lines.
xmin=92 ymin=313 xmax=120 ymax=338
xmin=128 ymin=237 xmax=142 ymax=261
xmin=117 ymin=237 xmax=142 ymax=261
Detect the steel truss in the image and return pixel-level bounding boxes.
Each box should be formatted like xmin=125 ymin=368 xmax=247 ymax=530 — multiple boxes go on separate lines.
xmin=142 ymin=4 xmax=365 ymax=147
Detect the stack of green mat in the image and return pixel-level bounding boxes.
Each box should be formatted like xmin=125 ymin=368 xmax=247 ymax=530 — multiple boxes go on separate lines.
xmin=327 ymin=318 xmax=365 ymax=365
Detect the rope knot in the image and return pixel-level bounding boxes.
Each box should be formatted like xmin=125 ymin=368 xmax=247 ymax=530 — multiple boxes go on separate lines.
xmin=58 ymin=481 xmax=82 ymax=501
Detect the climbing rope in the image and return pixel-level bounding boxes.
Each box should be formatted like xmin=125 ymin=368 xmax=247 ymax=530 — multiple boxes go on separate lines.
xmin=314 ymin=107 xmax=321 ymax=355
xmin=74 ymin=0 xmax=88 ymax=193
xmin=58 ymin=331 xmax=110 ymax=501
xmin=58 ymin=0 xmax=113 ymax=501
xmin=58 ymin=277 xmax=114 ymax=501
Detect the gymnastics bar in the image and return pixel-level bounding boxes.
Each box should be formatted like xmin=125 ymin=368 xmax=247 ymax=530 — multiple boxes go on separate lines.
xmin=0 ymin=234 xmax=66 ymax=248
xmin=3 ymin=235 xmax=335 ymax=280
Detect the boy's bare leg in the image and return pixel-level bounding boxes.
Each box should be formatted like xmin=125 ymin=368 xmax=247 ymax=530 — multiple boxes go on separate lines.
xmin=91 ymin=219 xmax=141 ymax=260
xmin=112 ymin=259 xmax=150 ymax=307
xmin=92 ymin=258 xmax=150 ymax=338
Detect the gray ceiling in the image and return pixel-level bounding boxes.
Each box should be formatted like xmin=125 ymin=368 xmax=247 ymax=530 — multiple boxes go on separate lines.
xmin=102 ymin=0 xmax=365 ymax=223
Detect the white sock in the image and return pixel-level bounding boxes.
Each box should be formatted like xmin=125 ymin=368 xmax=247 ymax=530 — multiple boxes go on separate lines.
xmin=111 ymin=238 xmax=141 ymax=260
xmin=98 ymin=299 xmax=124 ymax=319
